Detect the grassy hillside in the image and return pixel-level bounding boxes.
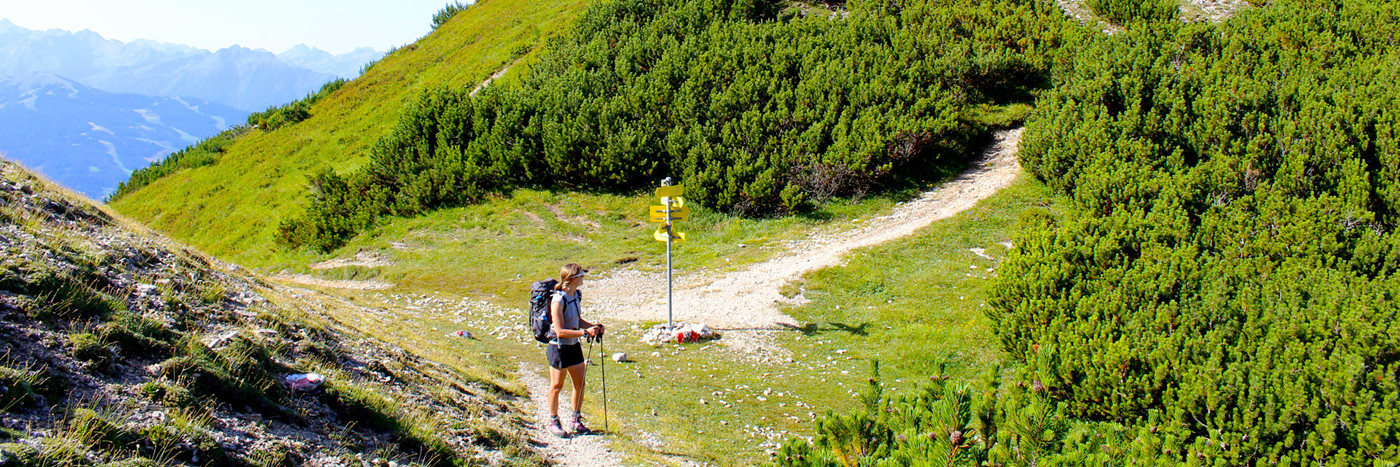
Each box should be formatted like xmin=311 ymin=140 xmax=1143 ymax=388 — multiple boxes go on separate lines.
xmin=111 ymin=0 xmax=591 ymax=269
xmin=0 ymin=159 xmax=539 ymax=465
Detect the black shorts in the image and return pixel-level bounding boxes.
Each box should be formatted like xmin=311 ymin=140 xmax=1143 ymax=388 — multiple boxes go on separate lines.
xmin=546 ymin=343 xmax=584 ymax=369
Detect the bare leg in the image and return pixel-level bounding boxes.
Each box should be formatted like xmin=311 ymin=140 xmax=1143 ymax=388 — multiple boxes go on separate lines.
xmin=566 ymin=363 xmax=587 ymax=414
xmin=548 ymin=366 xmax=567 ymax=418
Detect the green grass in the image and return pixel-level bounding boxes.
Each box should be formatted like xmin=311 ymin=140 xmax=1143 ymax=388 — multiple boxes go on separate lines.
xmin=557 ymin=176 xmax=1059 ymax=465
xmin=111 ymin=0 xmax=593 ymax=270
xmin=782 ymin=178 xmax=1061 ymax=381
xmin=304 ymin=186 xmax=906 ymax=300
xmin=288 ymin=175 xmax=1058 ymax=465
xmin=0 ymin=362 xmax=51 ymax=412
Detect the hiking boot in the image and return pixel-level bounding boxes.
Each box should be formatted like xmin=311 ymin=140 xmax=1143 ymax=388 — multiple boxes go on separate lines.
xmin=571 ymin=417 xmax=592 ymax=435
xmin=547 ymin=419 xmax=568 ymax=438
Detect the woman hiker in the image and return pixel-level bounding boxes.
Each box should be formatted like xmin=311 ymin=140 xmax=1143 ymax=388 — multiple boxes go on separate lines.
xmin=546 ymin=263 xmax=605 ymax=437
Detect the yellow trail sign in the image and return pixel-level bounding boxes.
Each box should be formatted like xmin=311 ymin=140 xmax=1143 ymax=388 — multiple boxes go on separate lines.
xmin=655 ymin=185 xmax=684 ymax=198
xmin=660 ymin=196 xmax=685 ymax=209
xmin=649 ymin=205 xmax=689 ymax=222
xmin=653 ymin=228 xmax=686 ymax=243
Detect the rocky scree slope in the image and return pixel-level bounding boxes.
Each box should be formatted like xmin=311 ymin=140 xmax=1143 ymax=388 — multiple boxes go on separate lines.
xmin=0 ymin=159 xmax=540 ymax=466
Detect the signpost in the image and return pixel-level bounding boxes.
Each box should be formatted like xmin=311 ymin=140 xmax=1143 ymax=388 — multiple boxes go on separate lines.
xmin=651 ymin=179 xmax=686 ymax=330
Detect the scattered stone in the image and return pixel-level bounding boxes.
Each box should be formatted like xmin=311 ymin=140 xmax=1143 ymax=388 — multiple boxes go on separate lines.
xmin=285 ymin=373 xmax=325 ymax=391
xmin=640 ymin=322 xmax=720 ymax=346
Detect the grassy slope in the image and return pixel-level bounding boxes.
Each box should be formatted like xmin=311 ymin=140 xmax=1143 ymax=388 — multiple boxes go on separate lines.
xmin=111 ymin=0 xmax=591 ymax=269
xmin=331 ymin=176 xmax=1059 ymax=465
xmin=0 ymin=160 xmax=540 ymax=465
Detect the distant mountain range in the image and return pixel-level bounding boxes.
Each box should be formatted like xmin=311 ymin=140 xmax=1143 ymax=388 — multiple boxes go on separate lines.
xmin=0 ymin=18 xmax=386 ymax=199
xmin=0 ymin=73 xmax=248 ymax=199
xmin=277 ymin=44 xmax=383 ymax=80
xmin=0 ymin=19 xmax=383 ymax=111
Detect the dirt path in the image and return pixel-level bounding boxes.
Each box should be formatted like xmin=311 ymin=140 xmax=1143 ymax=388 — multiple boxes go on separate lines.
xmin=267 ymin=274 xmax=395 ymax=290
xmin=517 ymin=364 xmax=627 ymax=467
xmin=308 ymin=250 xmax=391 ymax=270
xmin=586 ymin=127 xmax=1023 ymax=359
xmin=1056 ymin=0 xmax=1250 ymax=29
xmin=471 ymin=61 xmax=516 ymax=97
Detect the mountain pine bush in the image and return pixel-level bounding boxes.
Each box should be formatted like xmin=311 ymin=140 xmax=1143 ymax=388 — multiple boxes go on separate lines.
xmin=432 ymin=1 xmax=473 ymax=30
xmin=278 ymin=0 xmax=1079 ymax=251
xmin=246 ymin=78 xmax=349 ymax=132
xmin=771 ymin=362 xmax=1189 ymax=466
xmin=990 ymin=0 xmax=1400 ymax=462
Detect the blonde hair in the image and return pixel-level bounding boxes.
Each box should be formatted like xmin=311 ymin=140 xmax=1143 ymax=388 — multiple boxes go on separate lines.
xmin=555 ymin=263 xmax=585 ymax=290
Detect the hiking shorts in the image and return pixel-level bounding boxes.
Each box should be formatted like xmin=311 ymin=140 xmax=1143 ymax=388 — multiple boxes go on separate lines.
xmin=546 ymin=343 xmax=584 ymax=369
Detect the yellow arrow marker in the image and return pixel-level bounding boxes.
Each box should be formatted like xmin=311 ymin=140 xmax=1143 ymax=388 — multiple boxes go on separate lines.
xmin=653 ymin=228 xmax=686 ymax=243
xmin=649 ymin=205 xmax=689 ymax=222
xmin=655 ymin=185 xmax=684 ymax=198
xmin=660 ymin=196 xmax=685 ymax=209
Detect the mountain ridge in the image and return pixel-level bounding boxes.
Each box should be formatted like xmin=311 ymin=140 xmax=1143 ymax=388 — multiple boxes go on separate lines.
xmin=0 ymin=18 xmax=380 ymax=111
xmin=0 ymin=72 xmax=248 ymax=199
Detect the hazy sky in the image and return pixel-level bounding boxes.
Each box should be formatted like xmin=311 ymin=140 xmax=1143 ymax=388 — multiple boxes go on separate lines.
xmin=1 ymin=0 xmax=471 ymax=54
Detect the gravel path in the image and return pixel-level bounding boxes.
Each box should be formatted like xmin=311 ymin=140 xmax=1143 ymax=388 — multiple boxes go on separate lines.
xmin=1056 ymin=0 xmax=1251 ymax=29
xmin=1184 ymin=0 xmax=1252 ymax=22
xmin=518 ymin=364 xmax=628 ymax=467
xmin=308 ymin=250 xmax=392 ymax=270
xmin=267 ymin=274 xmax=395 ymax=290
xmin=585 ymin=128 xmax=1024 ymax=360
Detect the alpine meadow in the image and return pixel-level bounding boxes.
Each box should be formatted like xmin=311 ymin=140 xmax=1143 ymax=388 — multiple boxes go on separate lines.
xmin=6 ymin=0 xmax=1391 ymax=465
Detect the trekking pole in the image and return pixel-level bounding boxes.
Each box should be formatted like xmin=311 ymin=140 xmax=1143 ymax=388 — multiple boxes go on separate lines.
xmin=600 ymin=334 xmax=609 ymax=432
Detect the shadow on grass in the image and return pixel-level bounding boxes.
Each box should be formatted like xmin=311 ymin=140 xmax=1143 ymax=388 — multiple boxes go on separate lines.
xmin=727 ymin=322 xmax=870 ymax=337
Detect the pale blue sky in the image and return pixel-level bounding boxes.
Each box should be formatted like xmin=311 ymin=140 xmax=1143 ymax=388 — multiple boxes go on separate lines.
xmin=2 ymin=0 xmax=472 ymax=54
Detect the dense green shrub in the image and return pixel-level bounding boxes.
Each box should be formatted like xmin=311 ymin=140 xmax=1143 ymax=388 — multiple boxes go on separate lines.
xmin=246 ymin=78 xmax=349 ymax=132
xmin=991 ymin=0 xmax=1400 ymax=463
xmin=432 ymin=1 xmax=473 ymax=29
xmin=280 ymin=0 xmax=1079 ymax=251
xmin=771 ymin=362 xmax=1193 ymax=466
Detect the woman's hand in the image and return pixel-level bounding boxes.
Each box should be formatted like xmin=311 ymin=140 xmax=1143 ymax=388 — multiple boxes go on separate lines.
xmin=586 ymin=324 xmax=605 ymax=338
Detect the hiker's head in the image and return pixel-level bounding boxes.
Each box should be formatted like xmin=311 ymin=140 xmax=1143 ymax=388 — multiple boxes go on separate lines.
xmin=557 ymin=263 xmax=588 ymax=289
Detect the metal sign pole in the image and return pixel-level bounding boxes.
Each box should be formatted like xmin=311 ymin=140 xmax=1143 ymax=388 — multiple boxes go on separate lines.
xmin=666 ymin=197 xmax=673 ymax=330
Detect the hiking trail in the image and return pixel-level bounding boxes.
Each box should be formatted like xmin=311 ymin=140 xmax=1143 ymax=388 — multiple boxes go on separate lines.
xmin=587 ymin=127 xmax=1024 ymax=361
xmin=518 ymin=364 xmax=630 ymax=467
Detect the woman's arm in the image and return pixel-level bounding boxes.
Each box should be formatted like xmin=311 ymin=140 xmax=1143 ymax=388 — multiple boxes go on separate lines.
xmin=551 ymin=298 xmax=586 ymax=339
